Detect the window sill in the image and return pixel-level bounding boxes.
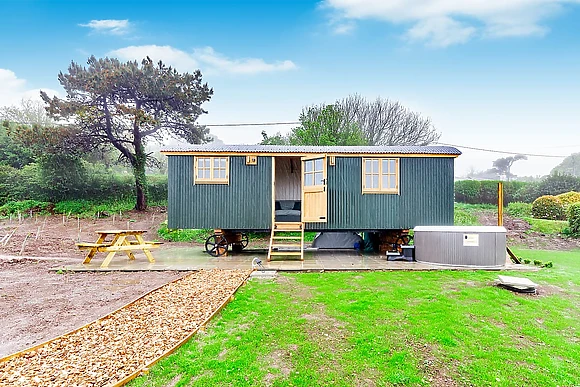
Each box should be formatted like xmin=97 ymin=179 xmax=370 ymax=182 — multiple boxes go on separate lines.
xmin=194 ymin=180 xmax=229 ymax=185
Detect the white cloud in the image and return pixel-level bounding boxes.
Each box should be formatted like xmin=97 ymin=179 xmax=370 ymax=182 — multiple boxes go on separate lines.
xmin=79 ymin=19 xmax=131 ymax=35
xmin=322 ymin=0 xmax=578 ymax=46
xmin=329 ymin=19 xmax=356 ymax=35
xmin=111 ymin=45 xmax=199 ymax=69
xmin=406 ymin=16 xmax=476 ymax=48
xmin=109 ymin=45 xmax=297 ymax=75
xmin=0 ymin=69 xmax=60 ymax=108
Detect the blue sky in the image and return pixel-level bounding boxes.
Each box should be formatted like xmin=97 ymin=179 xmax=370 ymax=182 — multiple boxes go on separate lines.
xmin=1 ymin=0 xmax=580 ymax=177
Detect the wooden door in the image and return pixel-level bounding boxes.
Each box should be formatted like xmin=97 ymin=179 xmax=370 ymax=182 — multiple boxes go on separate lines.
xmin=301 ymin=155 xmax=327 ymax=223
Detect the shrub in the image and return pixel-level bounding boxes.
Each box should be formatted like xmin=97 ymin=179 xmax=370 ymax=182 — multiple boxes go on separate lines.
xmin=506 ymin=202 xmax=532 ymax=218
xmin=567 ymin=203 xmax=580 ymax=237
xmin=543 ymin=261 xmax=553 ymax=268
xmin=0 ymin=164 xmax=21 ymax=204
xmin=454 ymin=207 xmax=479 ymax=226
xmin=0 ymin=200 xmax=51 ymax=216
xmin=538 ymin=173 xmax=580 ymax=196
xmin=533 ymin=260 xmax=543 ymax=266
xmin=523 ymin=259 xmax=531 ymax=264
xmin=531 ymin=195 xmax=565 ymax=220
xmin=556 ymin=191 xmax=580 ymax=207
xmin=455 ymin=180 xmax=533 ymax=205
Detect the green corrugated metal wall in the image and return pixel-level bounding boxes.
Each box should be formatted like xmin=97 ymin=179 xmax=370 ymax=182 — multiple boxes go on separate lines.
xmin=167 ymin=156 xmax=272 ymax=230
xmin=306 ymin=157 xmax=454 ymax=230
xmin=167 ymin=155 xmax=453 ymax=231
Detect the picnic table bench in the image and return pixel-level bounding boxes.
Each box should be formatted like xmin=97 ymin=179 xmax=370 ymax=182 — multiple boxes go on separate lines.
xmin=77 ymin=230 xmax=162 ymax=268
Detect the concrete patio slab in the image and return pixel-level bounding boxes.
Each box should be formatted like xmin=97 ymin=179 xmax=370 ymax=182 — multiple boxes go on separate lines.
xmin=56 ymin=246 xmax=537 ymax=272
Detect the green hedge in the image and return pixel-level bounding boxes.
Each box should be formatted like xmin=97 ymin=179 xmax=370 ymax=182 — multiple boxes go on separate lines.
xmin=454 ymin=180 xmax=530 ymax=204
xmin=455 ymin=175 xmax=580 ymax=205
xmin=0 ymin=162 xmax=167 ymax=205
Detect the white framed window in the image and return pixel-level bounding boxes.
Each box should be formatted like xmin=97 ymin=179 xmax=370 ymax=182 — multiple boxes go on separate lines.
xmin=194 ymin=157 xmax=229 ymax=184
xmin=362 ymin=158 xmax=399 ymax=194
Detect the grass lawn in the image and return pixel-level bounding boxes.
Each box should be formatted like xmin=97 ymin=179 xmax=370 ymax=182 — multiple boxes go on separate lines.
xmin=130 ymin=249 xmax=580 ymax=387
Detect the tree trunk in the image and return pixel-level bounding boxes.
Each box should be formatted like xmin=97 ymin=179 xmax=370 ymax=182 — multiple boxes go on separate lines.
xmin=133 ymin=151 xmax=148 ymax=211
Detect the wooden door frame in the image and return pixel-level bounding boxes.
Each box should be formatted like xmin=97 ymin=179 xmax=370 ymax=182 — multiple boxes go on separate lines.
xmin=301 ymin=154 xmax=328 ymax=223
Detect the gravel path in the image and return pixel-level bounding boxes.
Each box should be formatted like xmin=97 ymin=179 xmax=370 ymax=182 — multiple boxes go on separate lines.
xmin=0 ymin=269 xmax=251 ymax=387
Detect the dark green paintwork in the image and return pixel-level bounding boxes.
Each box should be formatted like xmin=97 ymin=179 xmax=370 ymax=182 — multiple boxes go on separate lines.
xmin=306 ymin=157 xmax=454 ymax=231
xmin=166 ymin=155 xmax=454 ymax=231
xmin=167 ymin=156 xmax=272 ymax=230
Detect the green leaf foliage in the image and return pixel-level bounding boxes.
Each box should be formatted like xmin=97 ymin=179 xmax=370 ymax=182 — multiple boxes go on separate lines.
xmin=454 ymin=180 xmax=530 ymax=204
xmin=538 ymin=173 xmax=580 ymax=196
xmin=567 ymin=203 xmax=580 ymax=237
xmin=41 ymin=56 xmax=213 ymax=210
xmin=0 ymin=122 xmax=34 ymax=168
xmin=505 ymin=202 xmax=532 ymax=218
xmin=556 ymin=191 xmax=580 ymax=207
xmin=289 ymin=104 xmax=368 ymax=146
xmin=531 ymin=195 xmax=565 ymax=220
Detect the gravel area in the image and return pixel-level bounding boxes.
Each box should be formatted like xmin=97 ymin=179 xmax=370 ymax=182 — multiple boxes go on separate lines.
xmin=0 ymin=269 xmax=251 ymax=387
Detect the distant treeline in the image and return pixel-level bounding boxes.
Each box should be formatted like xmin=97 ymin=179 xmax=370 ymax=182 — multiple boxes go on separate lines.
xmin=0 ymin=163 xmax=167 ymax=205
xmin=455 ymin=174 xmax=580 ymax=205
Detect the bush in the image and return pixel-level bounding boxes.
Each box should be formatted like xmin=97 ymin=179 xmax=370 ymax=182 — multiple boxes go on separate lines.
xmin=0 ymin=164 xmax=21 ymax=204
xmin=538 ymin=173 xmax=580 ymax=196
xmin=531 ymin=195 xmax=565 ymax=220
xmin=567 ymin=203 xmax=580 ymax=237
xmin=556 ymin=191 xmax=580 ymax=207
xmin=534 ymin=260 xmax=543 ymax=266
xmin=0 ymin=200 xmax=51 ymax=216
xmin=506 ymin=202 xmax=532 ymax=218
xmin=455 ymin=180 xmax=532 ymax=205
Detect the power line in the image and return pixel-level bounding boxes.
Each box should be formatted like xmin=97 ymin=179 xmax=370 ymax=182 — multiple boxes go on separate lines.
xmin=196 ymin=121 xmax=570 ymax=158
xmin=435 ymin=142 xmax=566 ymax=158
xmin=202 ymin=121 xmax=299 ymax=127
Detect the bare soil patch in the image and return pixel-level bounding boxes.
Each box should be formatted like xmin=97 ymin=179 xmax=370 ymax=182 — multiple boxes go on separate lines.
xmin=0 ymin=208 xmax=172 ymax=258
xmin=407 ymin=340 xmax=462 ymax=387
xmin=0 ymin=208 xmax=204 ymax=358
xmin=0 ymin=257 xmax=185 ymax=358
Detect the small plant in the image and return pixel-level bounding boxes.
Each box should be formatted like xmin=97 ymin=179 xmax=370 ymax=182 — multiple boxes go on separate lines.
xmin=506 ymin=202 xmax=532 ymax=218
xmin=531 ymin=195 xmax=565 ymax=220
xmin=523 ymin=259 xmax=531 ymax=264
xmin=543 ymin=261 xmax=553 ymax=268
xmin=533 ymin=260 xmax=543 ymax=266
xmin=454 ymin=206 xmax=480 ymax=226
xmin=157 ymin=220 xmax=209 ymax=243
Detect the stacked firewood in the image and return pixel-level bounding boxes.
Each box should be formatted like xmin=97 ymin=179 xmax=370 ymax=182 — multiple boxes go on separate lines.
xmin=0 ymin=269 xmax=251 ymax=387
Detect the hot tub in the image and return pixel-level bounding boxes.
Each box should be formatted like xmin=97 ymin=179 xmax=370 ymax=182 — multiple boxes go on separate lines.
xmin=414 ymin=226 xmax=506 ymax=268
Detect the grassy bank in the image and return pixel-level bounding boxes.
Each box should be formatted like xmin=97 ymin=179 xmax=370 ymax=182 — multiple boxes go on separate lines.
xmin=130 ymin=249 xmax=580 ymax=387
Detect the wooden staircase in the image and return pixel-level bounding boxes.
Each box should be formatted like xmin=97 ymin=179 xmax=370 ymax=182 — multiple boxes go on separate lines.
xmin=267 ymin=222 xmax=305 ymax=261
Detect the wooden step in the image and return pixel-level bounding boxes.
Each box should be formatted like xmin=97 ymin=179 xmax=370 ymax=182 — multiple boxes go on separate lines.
xmin=269 ymin=251 xmax=303 ymax=256
xmin=271 ymin=244 xmax=301 ymax=249
xmin=272 ymin=236 xmax=302 ymax=240
xmin=274 ymin=223 xmax=303 ymax=231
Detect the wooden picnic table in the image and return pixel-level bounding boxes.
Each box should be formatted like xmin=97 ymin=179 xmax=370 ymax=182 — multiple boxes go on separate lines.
xmin=77 ymin=230 xmax=162 ymax=268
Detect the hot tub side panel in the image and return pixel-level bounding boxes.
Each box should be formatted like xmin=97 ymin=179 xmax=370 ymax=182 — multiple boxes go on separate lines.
xmin=167 ymin=155 xmax=272 ymax=230
xmin=415 ymin=229 xmax=506 ymax=267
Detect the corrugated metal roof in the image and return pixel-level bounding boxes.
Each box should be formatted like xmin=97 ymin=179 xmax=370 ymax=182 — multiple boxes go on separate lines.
xmin=161 ymin=144 xmax=461 ymax=155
